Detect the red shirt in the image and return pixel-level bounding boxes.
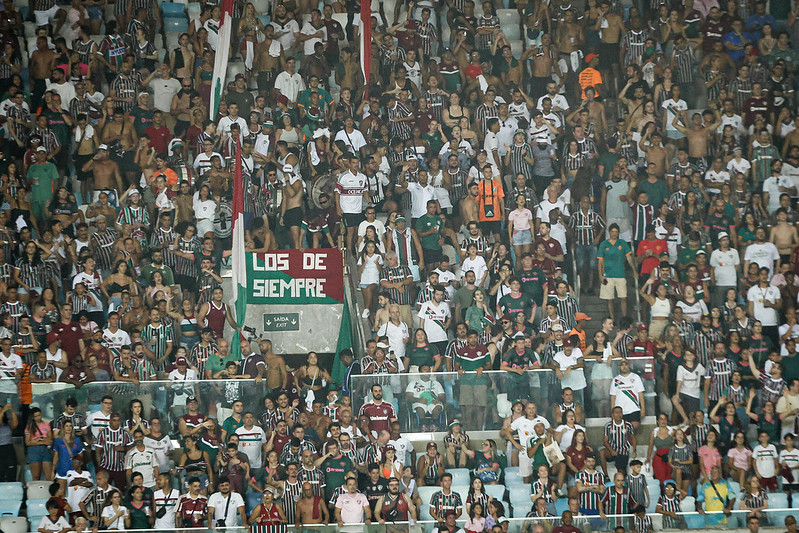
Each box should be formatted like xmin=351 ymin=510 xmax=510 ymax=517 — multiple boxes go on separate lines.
xmin=144 ymin=125 xmax=171 ymax=154
xmin=358 ymin=401 xmax=396 ymax=434
xmin=51 ymin=321 xmax=83 ymax=362
xmin=534 ymin=237 xmax=564 ymax=260
xmin=635 ymin=239 xmax=668 ymax=275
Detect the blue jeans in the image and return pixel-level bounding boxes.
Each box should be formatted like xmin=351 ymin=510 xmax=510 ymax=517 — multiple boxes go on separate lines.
xmin=575 ymin=244 xmax=598 ymax=272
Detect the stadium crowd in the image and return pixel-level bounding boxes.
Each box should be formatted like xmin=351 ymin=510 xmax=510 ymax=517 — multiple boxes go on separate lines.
xmin=0 ymin=0 xmax=797 ymax=531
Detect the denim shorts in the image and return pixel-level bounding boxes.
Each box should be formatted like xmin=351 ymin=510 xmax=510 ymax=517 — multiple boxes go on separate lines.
xmin=512 ymin=229 xmax=533 ymax=245
xmin=27 ymin=445 xmax=52 ymax=463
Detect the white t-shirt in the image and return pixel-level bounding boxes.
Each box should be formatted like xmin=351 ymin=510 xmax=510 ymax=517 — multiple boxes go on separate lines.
xmin=662 ymin=98 xmax=687 ymax=130
xmin=405 ymin=182 xmax=436 ymax=219
xmin=676 ymin=363 xmax=706 ymax=398
xmin=299 ymin=21 xmax=327 ymax=55
xmin=554 ymin=423 xmax=586 ymax=451
xmin=747 ymin=284 xmax=781 ymax=326
xmin=151 ymin=77 xmax=182 ymax=113
xmin=609 ymin=372 xmax=645 ymax=414
xmin=779 ymin=448 xmax=799 ymax=484
xmin=710 ymin=249 xmax=740 ymax=286
xmin=85 ymin=410 xmax=111 ymax=441
xmin=153 ymin=488 xmax=180 ymax=529
xmin=763 ymin=175 xmax=793 ymax=213
xmin=704 ymin=169 xmax=730 ymax=194
xmin=336 ymin=172 xmax=368 ymax=214
xmin=744 ymin=242 xmax=780 ymax=276
xmin=460 ymin=256 xmax=488 ymax=286
xmin=484 ymin=131 xmax=500 ymax=168
xmin=217 ymin=115 xmax=249 ymax=137
xmin=417 ymin=300 xmax=450 ymax=343
xmin=0 ymin=352 xmax=22 ymax=393
xmin=207 ymin=491 xmax=245 ymax=526
xmin=752 ymin=444 xmax=778 ymax=478
xmin=39 ymin=516 xmax=72 ymax=533
xmin=64 ymin=469 xmax=93 ymax=511
xmin=101 ymin=505 xmax=129 ymax=530
xmin=102 ymin=327 xmax=131 ymax=353
xmin=510 ymin=416 xmax=551 ymax=448
xmin=335 ymin=128 xmax=368 ymax=155
xmin=727 ymin=157 xmax=751 ymax=176
xmin=389 ymin=436 xmax=413 ymax=465
xmin=234 ymin=425 xmax=266 ymax=468
xmin=193 ymin=197 xmax=217 ymax=221
xmin=125 ymin=447 xmax=158 ymax=487
xmin=552 ymin=348 xmax=587 ymax=391
xmin=143 ymin=434 xmax=174 ymax=472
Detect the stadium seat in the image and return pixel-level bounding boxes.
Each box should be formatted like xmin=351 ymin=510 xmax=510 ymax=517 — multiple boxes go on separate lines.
xmin=161 ymin=2 xmax=186 ymax=17
xmin=417 ymin=486 xmax=438 ymax=507
xmin=0 ymin=484 xmax=22 ymax=502
xmin=448 ymin=468 xmax=470 ymax=485
xmin=512 ymin=505 xmax=528 ymax=518
xmin=485 ymin=484 xmax=505 ymax=501
xmin=0 ymin=517 xmax=27 ymax=533
xmin=251 ymin=0 xmax=269 ymax=14
xmin=25 ymin=482 xmax=49 ymax=501
xmin=767 ymin=492 xmax=790 ymax=525
xmin=187 ymin=2 xmax=201 ymax=19
xmin=0 ymin=501 xmax=20 ymax=517
xmin=682 ymin=496 xmax=703 ymax=528
xmin=23 ymin=468 xmax=31 ymax=484
xmin=25 ymin=500 xmax=47 ymax=520
xmin=23 ymin=21 xmax=35 ymax=40
xmin=164 ymin=18 xmax=189 ymax=33
xmin=508 ymin=484 xmax=531 ymax=506
xmin=165 ymin=31 xmax=182 ymax=50
xmin=646 ymin=483 xmax=660 ymax=513
xmin=509 ymin=39 xmax=523 ymax=57
xmin=555 ymin=497 xmax=568 ymax=515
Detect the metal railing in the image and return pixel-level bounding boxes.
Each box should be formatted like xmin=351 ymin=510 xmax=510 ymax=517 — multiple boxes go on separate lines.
xmin=20 ymin=507 xmax=799 ymax=533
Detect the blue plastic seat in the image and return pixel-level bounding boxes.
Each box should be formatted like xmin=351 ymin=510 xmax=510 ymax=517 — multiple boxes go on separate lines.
xmin=0 ymin=483 xmax=22 ymax=502
xmin=164 ymin=18 xmax=189 ymax=33
xmin=0 ymin=501 xmax=21 ymax=517
xmin=161 ymin=2 xmax=186 ymax=16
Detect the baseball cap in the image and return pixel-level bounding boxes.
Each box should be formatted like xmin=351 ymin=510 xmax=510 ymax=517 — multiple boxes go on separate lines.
xmin=695 ymin=249 xmax=707 ymax=255
xmin=376 ymin=341 xmax=389 ymax=349
xmin=637 ymin=324 xmax=648 ymax=331
xmin=585 ymin=53 xmax=599 ymax=63
xmin=186 ymin=395 xmax=198 ymax=403
xmin=717 ymin=231 xmax=729 ymax=239
xmin=98 ymin=144 xmax=108 ymax=151
xmin=448 ymin=419 xmax=461 ymax=428
xmin=575 ymin=312 xmax=591 ymax=321
xmin=36 ymin=146 xmax=46 ymax=152
xmin=551 ymin=323 xmax=564 ymax=332
xmin=563 ymin=337 xmax=574 ymax=347
xmin=128 ymin=188 xmax=141 ymax=196
xmin=426 ymin=442 xmax=437 ymax=450
xmin=235 ymin=73 xmax=246 ymax=80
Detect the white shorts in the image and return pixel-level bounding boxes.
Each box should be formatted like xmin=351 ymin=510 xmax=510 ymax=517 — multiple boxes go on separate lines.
xmin=412 ymin=401 xmax=441 ymax=414
xmin=519 ymin=446 xmax=534 ymax=477
xmin=197 ymin=218 xmax=214 ymax=236
xmin=34 ymin=5 xmax=61 ymax=26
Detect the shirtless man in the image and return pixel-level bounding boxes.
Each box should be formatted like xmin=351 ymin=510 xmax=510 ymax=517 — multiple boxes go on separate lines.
xmin=281 ymin=165 xmax=304 ymax=249
xmin=583 ymin=87 xmax=607 ymax=139
xmin=205 ymin=155 xmax=231 ymax=198
xmin=260 ymin=339 xmax=288 ymax=393
xmin=254 ymin=25 xmax=284 ymax=97
xmin=671 ymin=109 xmax=722 ymax=171
xmin=294 ymin=481 xmax=329 ymax=528
xmin=29 ymin=36 xmax=57 ymax=108
xmin=555 ymin=10 xmax=584 ymax=101
xmin=595 ymin=1 xmax=624 ymax=94
xmin=638 ymin=129 xmax=668 ymax=178
xmin=459 ymin=181 xmax=480 ymax=228
xmin=335 ymin=48 xmax=362 ymax=94
xmin=770 ymin=209 xmax=799 ymax=259
xmin=81 ymin=144 xmax=124 ymax=205
xmin=99 ymin=106 xmax=137 ymax=182
xmin=521 ymin=33 xmax=560 ymax=99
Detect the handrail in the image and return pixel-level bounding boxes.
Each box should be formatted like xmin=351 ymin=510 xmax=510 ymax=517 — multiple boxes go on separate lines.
xmin=21 ymin=507 xmax=795 ymax=531
xmin=344 ymin=254 xmax=369 ymax=360
xmin=570 ymin=243 xmax=580 ymax=302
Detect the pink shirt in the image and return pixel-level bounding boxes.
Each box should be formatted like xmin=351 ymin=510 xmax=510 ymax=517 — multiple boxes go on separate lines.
xmin=727 ymin=446 xmax=752 ymax=470
xmin=335 ymin=492 xmax=369 ymax=524
xmin=508 ymin=208 xmax=534 ymax=232
xmin=697 ymin=445 xmax=721 ymax=475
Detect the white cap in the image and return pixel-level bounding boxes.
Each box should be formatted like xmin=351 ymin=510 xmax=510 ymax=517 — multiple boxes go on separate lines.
xmin=128 ymin=188 xmax=141 ymax=196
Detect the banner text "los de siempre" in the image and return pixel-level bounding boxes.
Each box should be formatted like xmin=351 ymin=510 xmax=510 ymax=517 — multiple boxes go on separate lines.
xmin=246 ymin=250 xmax=344 ymax=304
